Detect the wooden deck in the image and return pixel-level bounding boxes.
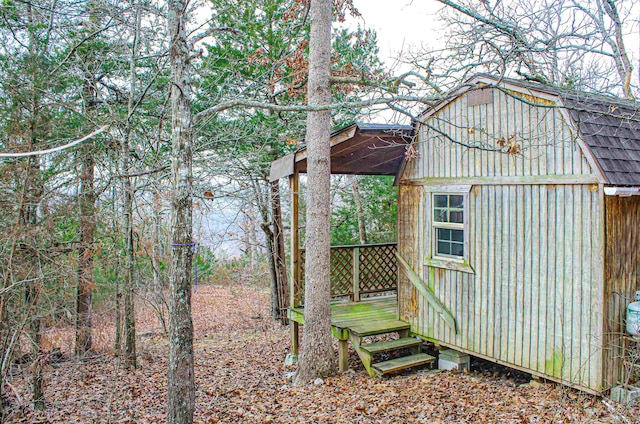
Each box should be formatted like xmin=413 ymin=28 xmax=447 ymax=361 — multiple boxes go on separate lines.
xmin=327 ymin=296 xmax=431 ymax=376
xmin=288 ymin=295 xmax=435 ymax=376
xmin=286 ymin=242 xmax=399 ymax=369
xmin=288 ymin=295 xmax=400 ymax=331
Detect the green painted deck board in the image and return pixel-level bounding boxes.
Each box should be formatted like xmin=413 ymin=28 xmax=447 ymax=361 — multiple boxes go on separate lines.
xmin=347 ymin=320 xmax=410 ymax=336
xmin=372 ymin=353 xmax=436 ymax=374
xmin=361 ymin=337 xmax=423 ymax=355
xmin=290 ymin=295 xmax=402 ymax=336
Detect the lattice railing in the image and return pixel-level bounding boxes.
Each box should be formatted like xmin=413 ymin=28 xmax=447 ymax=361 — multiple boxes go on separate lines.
xmin=298 ymin=243 xmax=397 ymax=303
xmin=358 ymin=244 xmax=398 ymax=294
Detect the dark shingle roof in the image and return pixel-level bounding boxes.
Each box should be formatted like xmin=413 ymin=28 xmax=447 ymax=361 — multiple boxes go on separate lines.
xmin=562 ymin=94 xmax=640 ymax=185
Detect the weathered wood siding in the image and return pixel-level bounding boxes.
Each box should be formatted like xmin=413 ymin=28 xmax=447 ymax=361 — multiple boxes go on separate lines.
xmin=398 ymin=89 xmax=606 ymax=392
xmin=403 ymin=89 xmax=593 ymax=181
xmin=397 ymin=184 xmax=423 ymax=328
xmin=604 ymin=196 xmax=640 ymax=388
xmin=411 ymin=184 xmax=604 ymax=390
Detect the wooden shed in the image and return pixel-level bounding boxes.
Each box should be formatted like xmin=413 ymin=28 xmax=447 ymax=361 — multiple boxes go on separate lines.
xmin=399 ymin=74 xmax=640 ymax=393
xmin=271 ymin=75 xmax=640 ymax=394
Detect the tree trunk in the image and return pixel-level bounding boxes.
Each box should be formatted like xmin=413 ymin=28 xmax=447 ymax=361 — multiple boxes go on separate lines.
xmin=26 ymin=279 xmax=43 ymax=410
xmin=74 ymin=0 xmax=101 ymax=361
xmin=19 ymin=158 xmax=44 ymax=410
xmin=246 ymin=206 xmax=259 ymax=271
xmin=23 ymin=2 xmax=45 ymax=408
xmin=75 ymin=139 xmax=95 ymax=358
xmin=75 ymin=65 xmax=98 ymax=358
xmin=167 ymin=0 xmax=195 ymax=422
xmin=121 ymin=131 xmax=136 ymax=370
xmin=112 ymin=177 xmax=122 ymax=351
xmin=349 ymin=176 xmax=367 ymax=245
xmin=600 ymin=0 xmax=634 ymax=99
xmin=255 ymin=176 xmax=283 ymax=322
xmin=293 ymin=0 xmax=334 ymax=385
xmin=152 ymin=187 xmax=168 ymax=333
xmin=0 ymin=240 xmax=18 ymax=422
xmin=121 ymin=5 xmax=143 ymax=369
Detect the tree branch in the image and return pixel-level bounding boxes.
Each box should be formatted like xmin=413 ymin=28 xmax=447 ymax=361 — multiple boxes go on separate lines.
xmin=193 ymin=95 xmax=443 ymax=123
xmin=0 ymin=126 xmax=109 ymax=158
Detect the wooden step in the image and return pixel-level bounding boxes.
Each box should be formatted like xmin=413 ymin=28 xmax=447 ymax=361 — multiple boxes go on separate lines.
xmin=347 ymin=319 xmax=410 ymax=337
xmin=372 ymin=353 xmax=436 ymax=375
xmin=361 ymin=337 xmax=423 ymax=355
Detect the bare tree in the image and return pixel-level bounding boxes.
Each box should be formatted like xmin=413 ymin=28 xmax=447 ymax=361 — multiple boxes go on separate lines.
xmin=434 ymin=0 xmax=637 ymax=97
xmin=120 ymin=3 xmax=144 ymax=371
xmin=167 ymin=0 xmax=195 ymax=422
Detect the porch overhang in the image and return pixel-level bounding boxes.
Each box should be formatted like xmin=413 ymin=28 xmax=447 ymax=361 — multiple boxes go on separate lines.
xmin=269 ymin=122 xmax=413 ymax=181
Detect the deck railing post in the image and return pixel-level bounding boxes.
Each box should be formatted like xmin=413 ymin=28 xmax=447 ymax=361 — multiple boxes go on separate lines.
xmin=353 ymin=247 xmax=360 ymax=302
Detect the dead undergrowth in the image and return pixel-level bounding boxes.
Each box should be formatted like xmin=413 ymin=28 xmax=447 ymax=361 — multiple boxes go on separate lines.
xmin=6 ymin=284 xmax=640 ymax=423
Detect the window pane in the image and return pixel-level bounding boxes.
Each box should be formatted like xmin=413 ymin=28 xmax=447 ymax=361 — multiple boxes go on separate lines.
xmin=436 ymin=228 xmax=464 ymax=258
xmin=451 ymin=229 xmax=464 ymax=242
xmin=433 ymin=193 xmax=466 ymax=259
xmin=434 ymin=195 xmax=448 ymax=208
xmin=449 ymin=210 xmax=464 ymax=224
xmin=449 ymin=195 xmax=464 ymax=208
xmin=451 ymin=242 xmax=464 ymax=256
xmin=434 ymin=208 xmax=448 ymax=222
xmin=433 ymin=194 xmax=464 ymax=223
xmin=437 ymin=241 xmax=451 ymax=256
xmin=437 ymin=228 xmax=451 ymax=240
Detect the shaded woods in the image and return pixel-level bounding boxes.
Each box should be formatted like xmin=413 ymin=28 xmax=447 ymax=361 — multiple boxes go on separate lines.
xmin=1 ymin=0 xmax=640 ymax=422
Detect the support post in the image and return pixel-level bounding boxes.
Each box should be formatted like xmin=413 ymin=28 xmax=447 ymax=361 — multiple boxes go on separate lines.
xmin=332 ymin=327 xmax=350 ymax=372
xmin=338 ymin=340 xmax=349 ymax=372
xmin=352 ymin=247 xmax=360 ymax=302
xmin=285 ymin=172 xmax=300 ymax=365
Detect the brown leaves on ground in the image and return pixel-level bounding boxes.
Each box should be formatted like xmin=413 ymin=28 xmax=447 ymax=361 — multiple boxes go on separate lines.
xmin=6 ymin=284 xmax=640 ymax=423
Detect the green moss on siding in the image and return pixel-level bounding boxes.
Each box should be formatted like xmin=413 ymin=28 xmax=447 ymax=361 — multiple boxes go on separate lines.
xmin=428 ymin=267 xmax=435 ymax=291
xmin=545 ymin=350 xmax=563 ymax=378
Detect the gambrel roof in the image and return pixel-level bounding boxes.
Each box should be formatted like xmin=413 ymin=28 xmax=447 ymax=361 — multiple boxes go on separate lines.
xmin=460 ymin=75 xmax=640 ymax=185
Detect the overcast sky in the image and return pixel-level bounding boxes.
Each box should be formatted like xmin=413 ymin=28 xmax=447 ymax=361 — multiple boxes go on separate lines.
xmin=350 ymin=0 xmax=445 ymax=64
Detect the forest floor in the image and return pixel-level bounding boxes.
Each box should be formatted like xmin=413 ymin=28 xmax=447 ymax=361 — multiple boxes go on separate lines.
xmin=6 ymin=283 xmax=640 ymax=423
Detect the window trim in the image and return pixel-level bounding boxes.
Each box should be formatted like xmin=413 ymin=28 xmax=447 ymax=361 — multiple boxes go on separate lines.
xmin=432 ymin=194 xmax=465 ymax=259
xmin=425 ymin=185 xmax=475 ymax=274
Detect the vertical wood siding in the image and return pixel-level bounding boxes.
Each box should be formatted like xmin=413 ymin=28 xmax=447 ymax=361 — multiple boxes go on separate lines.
xmin=398 ymin=89 xmax=607 ymax=392
xmin=406 ymin=90 xmax=592 ymax=180
xmin=604 ymin=196 xmax=640 ymax=388
xmin=399 ymin=184 xmax=605 ymax=391
xmin=397 ymin=184 xmax=423 ymax=328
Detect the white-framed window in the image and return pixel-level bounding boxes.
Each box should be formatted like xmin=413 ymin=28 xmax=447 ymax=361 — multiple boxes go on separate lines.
xmin=433 ymin=193 xmax=465 ymax=259
xmin=426 ymin=186 xmax=473 ymax=274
